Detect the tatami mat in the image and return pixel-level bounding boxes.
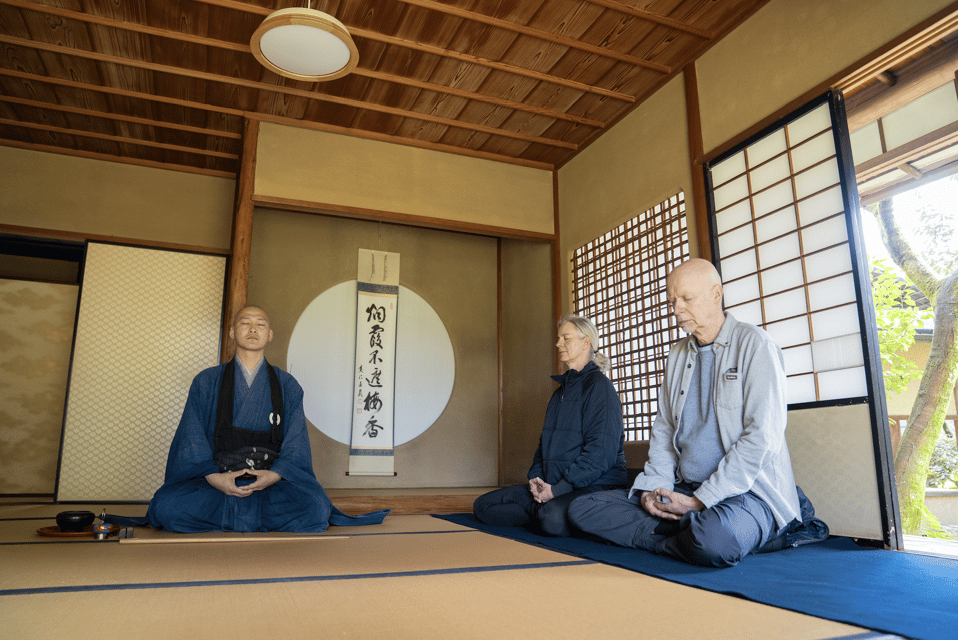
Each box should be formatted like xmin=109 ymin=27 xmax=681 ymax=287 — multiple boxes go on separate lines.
xmin=0 ymin=506 xmax=872 ymax=640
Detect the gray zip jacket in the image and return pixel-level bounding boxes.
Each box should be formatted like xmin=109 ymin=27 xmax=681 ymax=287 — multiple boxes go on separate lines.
xmin=630 ymin=313 xmax=801 ymax=530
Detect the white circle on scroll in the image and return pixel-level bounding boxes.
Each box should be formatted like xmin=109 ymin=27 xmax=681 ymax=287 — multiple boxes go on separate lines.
xmin=286 ymin=281 xmax=455 ymax=446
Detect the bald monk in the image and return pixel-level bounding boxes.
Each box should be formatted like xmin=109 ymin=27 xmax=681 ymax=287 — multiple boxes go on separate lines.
xmin=148 ymin=305 xmax=386 ymax=532
xmin=569 ymin=259 xmax=824 ymax=566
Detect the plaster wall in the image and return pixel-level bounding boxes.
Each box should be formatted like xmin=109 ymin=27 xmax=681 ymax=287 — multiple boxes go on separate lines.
xmin=557 ymin=75 xmax=692 ymax=311
xmin=255 ymin=123 xmax=555 ymax=235
xmin=696 ymin=0 xmax=955 ymax=156
xmin=0 ymin=147 xmax=234 ymax=250
xmin=247 ymin=209 xmax=500 ymax=489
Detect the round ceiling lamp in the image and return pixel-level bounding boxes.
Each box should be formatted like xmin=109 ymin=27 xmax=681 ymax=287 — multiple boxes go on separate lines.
xmin=250 ymin=5 xmax=359 ymax=82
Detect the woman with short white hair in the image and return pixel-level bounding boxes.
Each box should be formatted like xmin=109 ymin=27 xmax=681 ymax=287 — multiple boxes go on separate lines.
xmin=472 ymin=315 xmax=627 ymax=536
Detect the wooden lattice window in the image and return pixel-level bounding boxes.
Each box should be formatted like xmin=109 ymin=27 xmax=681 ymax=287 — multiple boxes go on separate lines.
xmin=572 ymin=192 xmax=689 ymax=441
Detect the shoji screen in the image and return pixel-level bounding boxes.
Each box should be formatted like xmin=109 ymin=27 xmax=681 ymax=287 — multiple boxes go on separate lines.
xmin=57 ymin=243 xmax=225 ymax=502
xmin=704 ymin=91 xmax=898 ymax=546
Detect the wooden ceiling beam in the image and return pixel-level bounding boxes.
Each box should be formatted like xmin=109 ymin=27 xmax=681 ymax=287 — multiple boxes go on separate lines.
xmin=582 ymin=0 xmax=715 ymax=38
xmin=844 ymin=38 xmax=958 ymax=132
xmin=396 ymin=0 xmax=671 ymax=72
xmin=191 ymin=0 xmax=636 ymax=102
xmin=855 ymin=119 xmax=958 ymax=182
xmin=0 ymin=67 xmax=246 ymax=119
xmin=4 ymin=0 xmax=604 ymax=128
xmin=837 ymin=8 xmax=958 ymax=94
xmin=0 ymin=34 xmax=578 ymax=150
xmin=352 ymin=28 xmax=635 ymax=102
xmin=0 ymin=117 xmax=239 ymax=159
xmin=0 ymin=67 xmax=555 ymax=171
xmin=0 ymin=94 xmax=241 ymax=140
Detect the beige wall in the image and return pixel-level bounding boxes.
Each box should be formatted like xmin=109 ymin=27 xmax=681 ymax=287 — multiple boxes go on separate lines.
xmin=248 ymin=209 xmax=500 ymax=489
xmin=557 ymin=75 xmax=693 ymax=312
xmin=255 ymin=123 xmax=555 ymax=235
xmin=0 ymin=147 xmax=234 ymax=250
xmin=697 ymin=0 xmax=955 ymax=155
xmin=500 ymin=239 xmax=557 ymax=485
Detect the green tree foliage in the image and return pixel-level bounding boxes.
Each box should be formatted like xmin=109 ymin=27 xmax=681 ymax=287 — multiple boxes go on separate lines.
xmin=868 ymin=182 xmax=958 ymax=539
xmin=870 ymin=259 xmax=932 ymax=396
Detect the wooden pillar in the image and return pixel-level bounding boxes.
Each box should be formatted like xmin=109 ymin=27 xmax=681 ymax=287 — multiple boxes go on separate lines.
xmin=221 ymin=117 xmax=259 ymax=362
xmin=551 ymin=169 xmax=563 ymax=375
xmin=684 ymin=61 xmax=711 ymax=262
xmin=551 ymin=169 xmax=563 ymax=326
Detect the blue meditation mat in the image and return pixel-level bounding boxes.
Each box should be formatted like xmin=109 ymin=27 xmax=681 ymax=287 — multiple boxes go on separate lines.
xmin=435 ymin=513 xmax=958 ymax=640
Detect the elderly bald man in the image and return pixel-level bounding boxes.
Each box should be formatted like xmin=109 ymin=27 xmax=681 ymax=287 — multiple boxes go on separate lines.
xmin=569 ymin=259 xmax=813 ymax=566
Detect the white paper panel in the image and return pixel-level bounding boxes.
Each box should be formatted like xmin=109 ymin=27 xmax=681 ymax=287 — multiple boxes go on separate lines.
xmin=791 ymin=130 xmax=835 ymax=173
xmin=722 ymin=274 xmax=760 ymax=308
xmin=883 ymin=83 xmax=958 ymax=150
xmin=747 ymin=128 xmax=787 ymax=166
xmin=760 ymin=259 xmax=805 ymax=295
xmin=750 ymin=154 xmax=790 ymax=192
xmin=817 ymin=366 xmax=868 ymax=400
xmin=719 ymin=249 xmax=757 ymax=281
xmin=727 ymin=299 xmax=763 ymax=326
xmin=764 ymin=287 xmax=808 ymax=323
xmin=811 ymin=304 xmax=861 ymax=341
xmin=754 ymin=206 xmax=797 ymax=243
xmin=752 ymin=181 xmax=794 ymax=217
xmin=758 ymin=233 xmax=801 ymax=268
xmin=807 ymin=273 xmax=856 ymax=311
xmin=797 ymin=185 xmax=844 ymax=225
xmin=787 ymin=103 xmax=831 ymax=145
xmin=801 ymin=215 xmax=848 ymax=253
xmin=783 ymin=344 xmax=814 ymax=376
xmin=805 ymin=244 xmax=852 ymax=282
xmin=765 ymin=315 xmax=810 ymax=349
xmin=850 ymin=121 xmax=883 ymax=164
xmin=718 ymin=223 xmax=756 ymax=257
xmin=710 ymin=150 xmax=746 ymax=186
xmin=715 ymin=199 xmax=756 ymax=234
xmin=713 ymin=174 xmax=749 ymax=210
xmin=812 ymin=333 xmax=864 ymax=373
xmin=794 ymin=157 xmax=840 ymax=200
xmin=786 ymin=374 xmax=817 ymax=405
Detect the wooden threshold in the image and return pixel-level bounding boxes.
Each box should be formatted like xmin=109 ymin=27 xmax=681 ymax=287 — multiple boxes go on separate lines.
xmin=327 ymin=488 xmax=493 ymax=516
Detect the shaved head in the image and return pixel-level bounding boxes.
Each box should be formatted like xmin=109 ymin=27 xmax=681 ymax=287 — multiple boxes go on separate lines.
xmin=668 ymin=258 xmax=722 ymax=289
xmin=666 ymin=259 xmax=726 ymax=344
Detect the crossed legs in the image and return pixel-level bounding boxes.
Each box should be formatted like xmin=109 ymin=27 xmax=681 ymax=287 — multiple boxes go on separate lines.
xmin=568 ymin=483 xmax=778 ymax=567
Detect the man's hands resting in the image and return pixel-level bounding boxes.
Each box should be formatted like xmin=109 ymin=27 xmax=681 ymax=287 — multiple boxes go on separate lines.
xmin=205 ymin=468 xmax=282 ymax=498
xmin=640 ymin=487 xmax=705 ymax=520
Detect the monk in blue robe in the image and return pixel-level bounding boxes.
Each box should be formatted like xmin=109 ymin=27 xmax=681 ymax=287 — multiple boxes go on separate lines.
xmin=147 ymin=305 xmax=386 ymax=532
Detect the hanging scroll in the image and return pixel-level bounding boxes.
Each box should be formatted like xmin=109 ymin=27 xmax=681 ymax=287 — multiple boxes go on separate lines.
xmin=348 ymin=249 xmax=400 ymax=476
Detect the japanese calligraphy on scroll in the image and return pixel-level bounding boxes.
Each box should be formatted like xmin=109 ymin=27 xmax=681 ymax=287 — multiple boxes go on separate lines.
xmin=349 ymin=249 xmax=400 ymax=476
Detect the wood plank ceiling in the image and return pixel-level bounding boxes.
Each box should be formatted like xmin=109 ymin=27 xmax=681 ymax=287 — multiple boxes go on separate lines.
xmin=0 ymin=0 xmax=769 ymax=178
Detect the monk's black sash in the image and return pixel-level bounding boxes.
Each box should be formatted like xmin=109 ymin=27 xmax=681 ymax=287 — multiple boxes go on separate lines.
xmin=213 ymin=359 xmax=284 ymax=473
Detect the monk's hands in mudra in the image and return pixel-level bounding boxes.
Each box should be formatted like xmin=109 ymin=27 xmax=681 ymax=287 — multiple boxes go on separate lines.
xmin=205 ymin=469 xmax=282 ymax=497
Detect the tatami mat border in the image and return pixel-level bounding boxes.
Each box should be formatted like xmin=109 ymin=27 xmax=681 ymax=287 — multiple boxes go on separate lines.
xmin=1 ymin=527 xmax=483 ymax=546
xmin=0 ymin=559 xmax=596 ymax=597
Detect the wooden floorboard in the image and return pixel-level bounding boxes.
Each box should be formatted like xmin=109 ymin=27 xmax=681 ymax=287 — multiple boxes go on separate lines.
xmin=331 ymin=492 xmax=483 ymax=515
